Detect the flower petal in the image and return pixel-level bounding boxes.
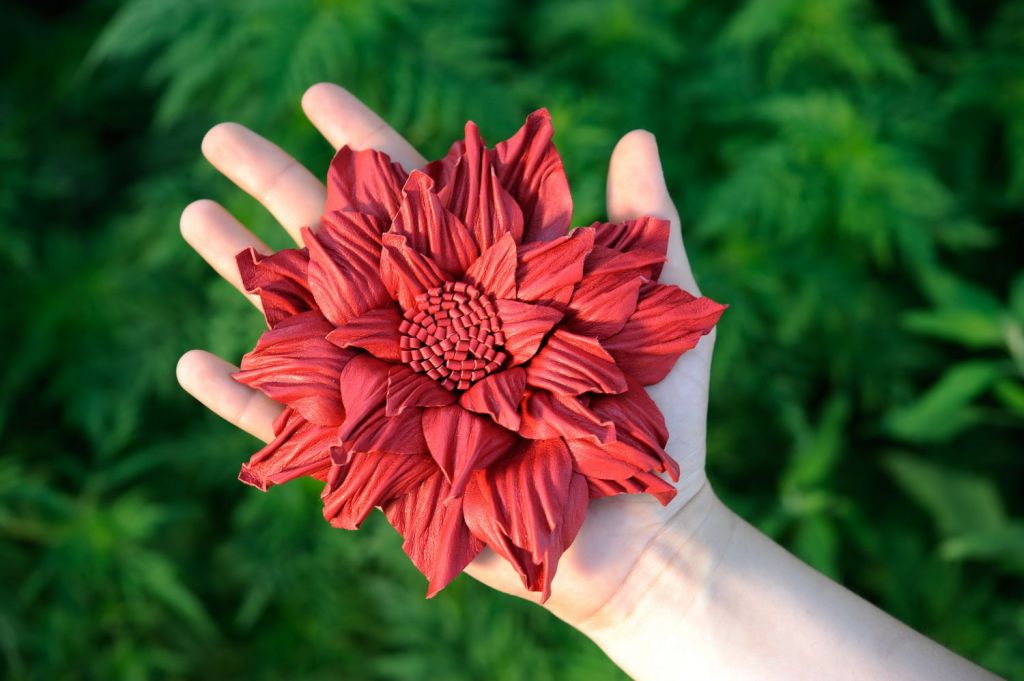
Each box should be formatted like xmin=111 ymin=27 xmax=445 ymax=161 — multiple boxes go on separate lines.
xmin=238 ymin=408 xmax=338 ymax=491
xmin=236 ymin=247 xmax=317 ymax=328
xmin=339 ymin=399 xmax=428 ymax=457
xmin=516 ymin=227 xmax=594 ymax=309
xmin=565 ymin=439 xmax=655 ymax=480
xmin=338 ymin=354 xmax=389 ymax=428
xmin=327 ymin=304 xmax=403 ymax=362
xmin=463 ymin=439 xmax=588 ymax=600
xmin=463 ymin=232 xmax=517 ymax=299
xmin=337 ymin=357 xmax=429 ymax=455
xmin=494 ymin=299 xmax=563 ymax=365
xmin=234 ymin=311 xmax=354 ymax=426
xmin=386 ymin=364 xmax=457 ymax=416
xmin=493 ymin=109 xmax=573 ymax=243
xmin=390 ymin=170 xmax=480 ymax=276
xmin=321 ymin=451 xmax=435 ymax=530
xmin=518 ymin=390 xmax=615 ymax=443
xmin=379 ymin=233 xmax=453 ymax=311
xmin=421 ymin=405 xmax=518 ymax=499
xmin=583 ymin=245 xmax=664 ymax=279
xmin=588 ymin=379 xmax=678 ymax=481
xmin=459 ymin=367 xmax=527 ymax=431
xmin=588 ymin=472 xmax=676 ymax=505
xmin=526 ymin=328 xmax=627 ymax=395
xmin=383 ymin=470 xmax=485 ymax=597
xmin=589 ymin=216 xmax=670 ymax=278
xmin=602 ymin=283 xmax=726 ymax=384
xmin=563 ymin=271 xmax=644 ymax=339
xmin=304 ymin=211 xmax=391 ymax=326
xmin=435 ymin=121 xmax=524 ymax=249
xmin=325 ymin=146 xmax=407 ymax=221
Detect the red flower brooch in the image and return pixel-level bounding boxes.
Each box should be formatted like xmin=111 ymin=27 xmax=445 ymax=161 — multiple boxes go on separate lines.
xmin=234 ymin=110 xmax=725 ymax=599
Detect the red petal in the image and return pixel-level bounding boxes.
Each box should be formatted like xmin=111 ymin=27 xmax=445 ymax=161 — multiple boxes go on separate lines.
xmin=386 ymin=364 xmax=457 ymax=416
xmin=390 ymin=170 xmax=480 ymax=276
xmin=516 ymin=227 xmax=594 ymax=309
xmin=421 ymin=139 xmax=465 ymax=193
xmin=494 ymin=109 xmax=573 ymax=243
xmin=379 ymin=233 xmax=452 ymax=311
xmin=526 ymin=328 xmax=627 ymax=395
xmin=344 ymin=409 xmax=427 ymax=456
xmin=519 ymin=390 xmax=614 ymax=443
xmin=383 ymin=470 xmax=485 ymax=597
xmin=304 ymin=211 xmax=391 ymax=326
xmin=238 ymin=408 xmax=338 ymax=491
xmin=603 ymin=283 xmax=726 ymax=384
xmin=338 ymin=354 xmax=389 ymax=428
xmin=463 ymin=439 xmax=588 ymax=600
xmin=588 ymin=472 xmax=676 ymax=505
xmin=325 ymin=146 xmax=407 ymax=221
xmin=563 ymin=271 xmax=644 ymax=339
xmin=566 ymin=438 xmax=664 ymax=480
xmin=435 ymin=121 xmax=524 ymax=249
xmin=327 ymin=304 xmax=403 ymax=362
xmin=583 ymin=245 xmax=665 ymax=279
xmin=234 ymin=312 xmax=354 ymax=426
xmin=494 ymin=299 xmax=563 ymax=365
xmin=463 ymin=232 xmax=517 ymax=299
xmin=589 ymin=380 xmax=678 ymax=481
xmin=236 ymin=247 xmax=317 ymax=328
xmin=421 ymin=405 xmax=517 ymax=498
xmin=321 ymin=451 xmax=434 ymax=530
xmin=589 ymin=216 xmax=670 ymax=278
xmin=458 ymin=367 xmax=527 ymax=431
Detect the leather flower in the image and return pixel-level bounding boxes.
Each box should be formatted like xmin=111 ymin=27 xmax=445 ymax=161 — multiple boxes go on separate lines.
xmin=234 ymin=110 xmax=725 ymax=599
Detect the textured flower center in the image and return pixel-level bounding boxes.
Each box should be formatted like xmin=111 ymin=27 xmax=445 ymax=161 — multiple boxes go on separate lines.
xmin=398 ymin=282 xmax=507 ymax=391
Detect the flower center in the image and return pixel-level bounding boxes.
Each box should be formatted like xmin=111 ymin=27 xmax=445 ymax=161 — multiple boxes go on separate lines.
xmin=398 ymin=281 xmax=507 ymax=391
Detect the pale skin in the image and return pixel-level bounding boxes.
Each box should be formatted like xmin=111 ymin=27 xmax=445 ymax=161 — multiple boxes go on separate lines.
xmin=177 ymin=83 xmax=999 ymax=680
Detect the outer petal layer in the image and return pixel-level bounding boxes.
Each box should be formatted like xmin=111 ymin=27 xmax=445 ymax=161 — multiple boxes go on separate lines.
xmin=603 ymin=283 xmax=726 ymax=384
xmin=325 ymin=146 xmax=407 ymax=220
xmin=237 ymin=247 xmax=317 ymax=328
xmin=384 ymin=470 xmax=485 ymax=597
xmin=516 ymin=227 xmax=594 ymax=308
xmin=304 ymin=211 xmax=390 ymax=326
xmin=238 ymin=408 xmax=338 ymax=491
xmin=463 ymin=439 xmax=588 ymax=600
xmin=435 ymin=121 xmax=524 ymax=249
xmin=391 ymin=171 xmax=480 ymax=276
xmin=494 ymin=109 xmax=573 ymax=243
xmin=234 ymin=312 xmax=354 ymax=426
xmin=526 ymin=328 xmax=628 ymax=395
xmin=322 ymin=451 xmax=435 ymax=530
xmin=589 ymin=216 xmax=670 ymax=278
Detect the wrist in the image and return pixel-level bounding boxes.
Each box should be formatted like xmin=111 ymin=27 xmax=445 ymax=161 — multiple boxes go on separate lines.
xmin=569 ymin=484 xmax=737 ymax=672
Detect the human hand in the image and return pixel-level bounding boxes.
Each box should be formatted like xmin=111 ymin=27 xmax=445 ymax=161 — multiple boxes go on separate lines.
xmin=176 ymin=83 xmax=719 ymax=631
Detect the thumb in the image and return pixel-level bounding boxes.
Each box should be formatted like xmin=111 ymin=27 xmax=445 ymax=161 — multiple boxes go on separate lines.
xmin=606 ymin=130 xmax=700 ymax=295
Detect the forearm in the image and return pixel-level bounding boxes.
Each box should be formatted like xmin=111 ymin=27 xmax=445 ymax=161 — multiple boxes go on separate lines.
xmin=570 ymin=485 xmax=998 ymax=681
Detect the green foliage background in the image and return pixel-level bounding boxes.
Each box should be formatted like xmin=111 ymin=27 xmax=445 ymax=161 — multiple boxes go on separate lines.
xmin=2 ymin=0 xmax=1023 ymax=678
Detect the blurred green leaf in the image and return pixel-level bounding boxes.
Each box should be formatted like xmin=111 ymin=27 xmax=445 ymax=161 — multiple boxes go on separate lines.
xmin=884 ymin=362 xmax=1003 ymax=443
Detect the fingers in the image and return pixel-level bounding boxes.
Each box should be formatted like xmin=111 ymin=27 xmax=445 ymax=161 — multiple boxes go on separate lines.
xmin=176 ymin=349 xmax=283 ymax=443
xmin=180 ymin=199 xmax=268 ymax=308
xmin=202 ymin=123 xmax=326 ymax=244
xmin=302 ymin=82 xmax=427 ymax=171
xmin=607 ymin=130 xmax=699 ymax=294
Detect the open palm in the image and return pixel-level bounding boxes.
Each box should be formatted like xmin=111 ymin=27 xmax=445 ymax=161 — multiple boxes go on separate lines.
xmin=177 ymin=83 xmax=716 ymax=627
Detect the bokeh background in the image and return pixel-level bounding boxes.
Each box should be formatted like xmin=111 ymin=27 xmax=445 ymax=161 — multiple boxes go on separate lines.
xmin=2 ymin=0 xmax=1023 ymax=678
